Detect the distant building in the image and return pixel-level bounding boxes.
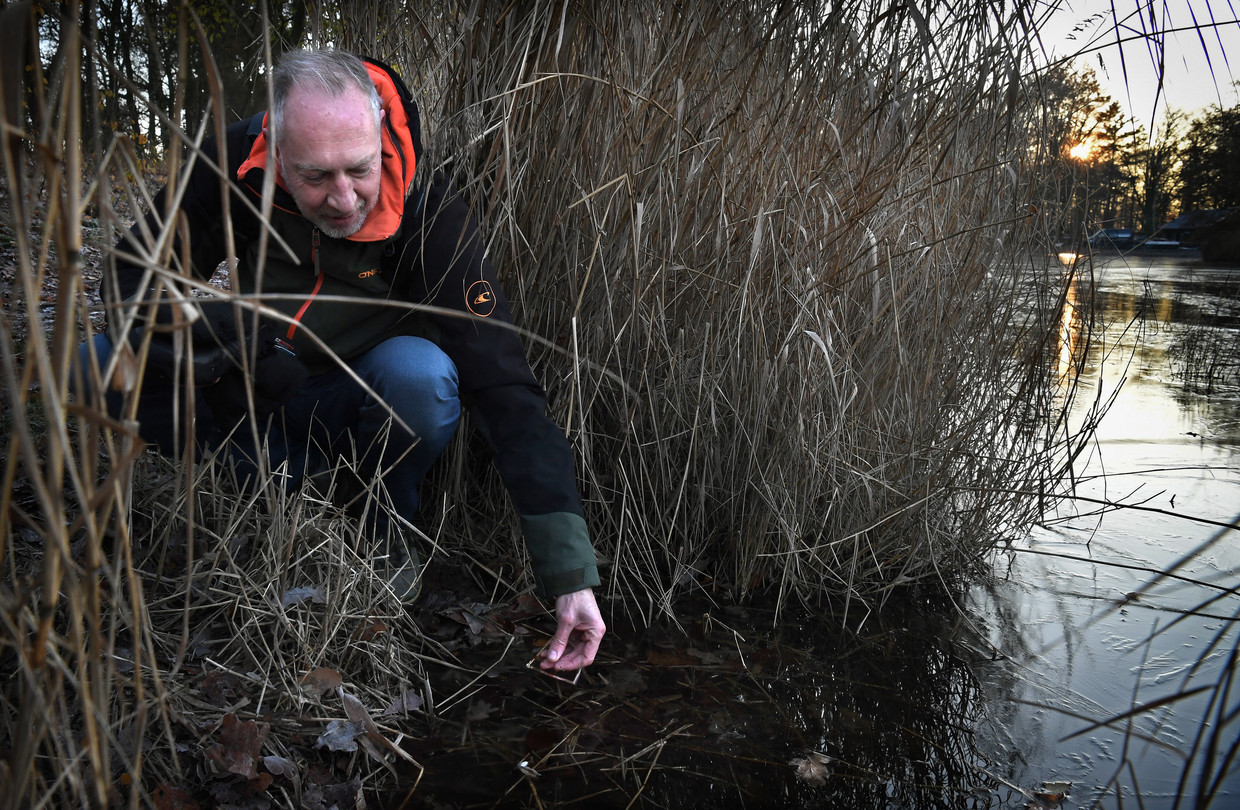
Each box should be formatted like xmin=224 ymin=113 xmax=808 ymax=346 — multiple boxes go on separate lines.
xmin=1087 ymin=228 xmax=1134 ymax=249
xmin=1196 ymin=210 xmax=1240 ymax=265
xmin=1155 ymin=208 xmax=1239 ymax=248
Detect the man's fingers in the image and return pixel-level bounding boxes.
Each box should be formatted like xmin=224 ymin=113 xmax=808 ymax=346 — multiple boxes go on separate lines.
xmin=544 ymin=644 xmax=586 ymax=671
xmin=579 ymin=632 xmax=601 ymax=666
xmin=541 ymin=629 xmax=601 ymax=671
xmin=541 ymin=626 xmax=573 ymax=664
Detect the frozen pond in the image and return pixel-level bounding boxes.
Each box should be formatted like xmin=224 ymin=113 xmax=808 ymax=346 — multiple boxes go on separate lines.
xmin=969 ymin=254 xmax=1240 ymax=807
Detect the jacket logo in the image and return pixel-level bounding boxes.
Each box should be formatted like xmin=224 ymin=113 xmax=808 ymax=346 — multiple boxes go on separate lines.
xmin=467 ymin=280 xmax=497 ymax=317
xmin=358 ymin=268 xmax=379 ymax=279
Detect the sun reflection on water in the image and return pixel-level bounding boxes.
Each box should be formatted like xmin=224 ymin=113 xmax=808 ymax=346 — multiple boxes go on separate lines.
xmin=1057 ymin=268 xmax=1082 ymax=382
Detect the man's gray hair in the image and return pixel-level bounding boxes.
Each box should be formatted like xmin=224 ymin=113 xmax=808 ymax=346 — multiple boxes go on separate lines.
xmin=270 ymin=49 xmax=382 ymax=144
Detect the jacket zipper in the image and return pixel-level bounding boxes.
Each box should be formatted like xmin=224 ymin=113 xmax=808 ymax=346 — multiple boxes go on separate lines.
xmin=287 ymin=228 xmax=324 ymax=341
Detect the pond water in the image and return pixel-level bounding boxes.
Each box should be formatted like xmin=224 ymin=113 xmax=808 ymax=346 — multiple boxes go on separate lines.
xmin=966 ymin=253 xmax=1240 ymax=808
xmin=399 ymin=254 xmax=1240 ymax=809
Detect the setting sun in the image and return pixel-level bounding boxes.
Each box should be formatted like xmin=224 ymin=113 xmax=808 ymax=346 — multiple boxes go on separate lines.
xmin=1068 ymin=139 xmax=1097 ymax=161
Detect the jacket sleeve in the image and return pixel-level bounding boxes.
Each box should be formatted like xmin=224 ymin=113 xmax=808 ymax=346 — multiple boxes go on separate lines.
xmin=108 ymin=119 xmax=254 ymax=313
xmin=396 ymin=172 xmax=600 ymax=598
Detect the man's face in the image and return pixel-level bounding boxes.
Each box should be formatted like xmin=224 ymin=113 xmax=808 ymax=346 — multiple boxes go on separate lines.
xmin=275 ymin=84 xmax=383 ymax=239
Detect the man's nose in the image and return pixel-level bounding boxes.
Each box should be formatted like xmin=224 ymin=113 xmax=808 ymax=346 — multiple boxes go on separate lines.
xmin=326 ymin=175 xmax=357 ymax=211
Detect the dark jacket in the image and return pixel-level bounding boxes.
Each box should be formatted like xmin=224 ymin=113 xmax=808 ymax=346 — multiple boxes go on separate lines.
xmin=110 ymin=59 xmax=599 ymax=598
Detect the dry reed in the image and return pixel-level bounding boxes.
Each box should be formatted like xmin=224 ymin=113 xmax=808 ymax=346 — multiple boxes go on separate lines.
xmin=398 ymin=1 xmax=1083 ymax=623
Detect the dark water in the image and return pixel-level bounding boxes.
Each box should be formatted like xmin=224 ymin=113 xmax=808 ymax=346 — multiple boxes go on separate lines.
xmin=964 ymin=254 xmax=1240 ymax=808
xmin=400 ymin=587 xmax=1012 ymax=809
xmin=394 ymin=254 xmax=1240 ymax=809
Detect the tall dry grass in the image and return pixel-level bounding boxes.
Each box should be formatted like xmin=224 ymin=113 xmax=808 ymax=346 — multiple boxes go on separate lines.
xmin=390 ymin=1 xmax=1083 ymax=622
xmin=0 ymin=0 xmax=1105 ymax=805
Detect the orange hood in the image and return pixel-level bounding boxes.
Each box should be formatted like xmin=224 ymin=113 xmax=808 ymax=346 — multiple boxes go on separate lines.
xmin=236 ymin=62 xmax=416 ymax=242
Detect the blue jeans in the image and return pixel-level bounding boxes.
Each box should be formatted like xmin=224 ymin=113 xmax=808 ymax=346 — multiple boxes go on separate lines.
xmin=80 ymin=334 xmax=461 ymax=525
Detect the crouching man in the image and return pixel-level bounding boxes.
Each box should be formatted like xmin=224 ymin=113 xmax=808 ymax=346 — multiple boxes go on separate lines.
xmin=82 ymin=49 xmax=604 ymax=672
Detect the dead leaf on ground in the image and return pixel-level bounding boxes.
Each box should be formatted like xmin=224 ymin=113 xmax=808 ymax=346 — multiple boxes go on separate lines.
xmin=302 ymin=777 xmax=363 ymax=810
xmin=206 ymin=775 xmax=272 ymax=808
xmin=340 ymin=687 xmax=419 ymax=768
xmin=467 ymin=699 xmax=495 ymax=723
xmin=299 ymin=667 xmax=342 ymax=703
xmin=790 ymin=751 xmax=832 ymax=786
xmin=199 ymin=671 xmax=242 ymax=707
xmin=513 ymin=592 xmax=545 ymax=618
xmin=316 ymin=718 xmax=365 ymax=752
xmin=1032 ymin=779 xmax=1073 ymax=807
xmin=204 ymin=713 xmax=269 ymax=780
xmin=605 ymin=666 xmax=647 ymax=698
xmin=707 ymin=710 xmax=736 ymax=735
xmin=645 ymin=649 xmax=697 ymax=668
xmin=281 ymin=584 xmax=327 ymax=608
xmin=262 ymin=755 xmax=300 ymax=793
xmin=444 ymin=604 xmax=501 ymax=641
xmin=354 ymin=618 xmax=388 ymax=642
xmin=686 ymin=647 xmax=728 ymax=666
xmin=153 ymin=782 xmax=199 ymax=810
xmin=382 ymin=688 xmax=424 ymax=716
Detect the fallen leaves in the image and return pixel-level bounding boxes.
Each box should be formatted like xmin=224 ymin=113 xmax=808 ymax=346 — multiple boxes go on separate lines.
xmin=316 ymin=718 xmax=367 ymax=753
xmin=302 ymin=777 xmax=362 ymax=810
xmin=354 ymin=618 xmax=388 ymax=642
xmin=1029 ymin=779 xmax=1073 ymax=808
xmin=262 ymin=755 xmax=301 ymax=797
xmin=199 ymin=671 xmax=242 ymax=708
xmin=299 ymin=667 xmax=343 ymax=703
xmin=190 ymin=669 xmax=424 ymax=806
xmin=280 ymin=584 xmax=326 ymax=608
xmin=199 ymin=714 xmax=276 ymax=808
xmin=204 ymin=713 xmax=268 ymax=780
xmin=466 ymin=699 xmax=496 ymax=723
xmin=443 ymin=602 xmax=513 ymax=645
xmin=153 ymin=782 xmax=199 ymax=810
xmin=383 ymin=688 xmax=425 ymax=716
xmin=607 ymin=666 xmax=648 ymax=698
xmin=789 ymin=751 xmax=833 ymax=786
xmin=340 ymin=687 xmax=422 ymax=774
xmin=313 ymin=685 xmax=421 ymax=776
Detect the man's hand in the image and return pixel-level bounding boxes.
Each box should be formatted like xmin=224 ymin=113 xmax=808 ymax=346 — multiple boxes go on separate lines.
xmin=539 ymin=587 xmax=605 ymax=672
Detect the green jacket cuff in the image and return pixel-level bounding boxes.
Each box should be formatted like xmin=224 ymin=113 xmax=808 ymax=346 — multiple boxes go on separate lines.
xmin=520 ymin=511 xmax=600 ymax=598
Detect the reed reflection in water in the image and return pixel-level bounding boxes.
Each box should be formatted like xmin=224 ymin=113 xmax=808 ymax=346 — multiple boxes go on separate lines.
xmin=969 ymin=253 xmax=1240 ymax=809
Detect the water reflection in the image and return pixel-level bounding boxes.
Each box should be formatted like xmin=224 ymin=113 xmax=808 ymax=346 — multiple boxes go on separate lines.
xmin=1057 ymin=273 xmax=1081 ymax=382
xmin=639 ymin=600 xmax=1010 ymax=808
xmin=976 ymin=254 xmax=1240 ymax=809
xmin=404 ymin=593 xmax=1027 ymax=809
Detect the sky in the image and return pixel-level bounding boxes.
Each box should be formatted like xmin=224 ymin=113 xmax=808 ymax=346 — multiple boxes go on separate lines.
xmin=1039 ymin=0 xmax=1240 ymax=128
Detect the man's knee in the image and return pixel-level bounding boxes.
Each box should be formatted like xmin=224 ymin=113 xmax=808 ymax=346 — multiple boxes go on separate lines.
xmin=359 ymin=337 xmax=460 ymax=440
xmin=74 ymin=333 xmax=113 ymax=397
xmin=367 ymin=336 xmax=459 ymax=403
